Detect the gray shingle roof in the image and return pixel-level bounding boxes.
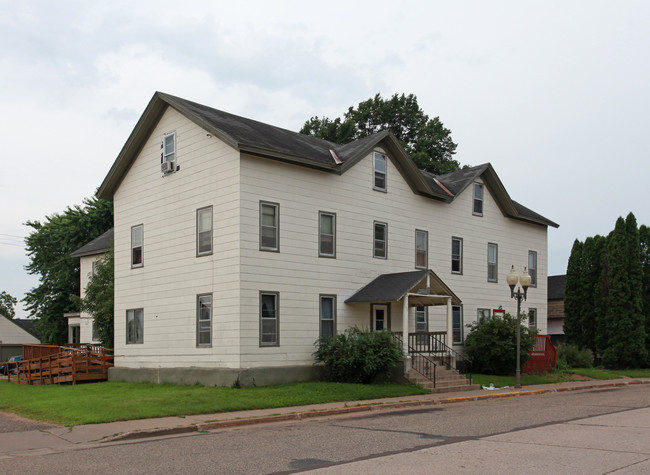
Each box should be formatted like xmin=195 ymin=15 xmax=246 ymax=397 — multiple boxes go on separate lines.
xmin=70 ymin=228 xmax=114 ymax=257
xmin=97 ymin=92 xmax=558 ymax=229
xmin=548 ymin=275 xmax=567 ymax=300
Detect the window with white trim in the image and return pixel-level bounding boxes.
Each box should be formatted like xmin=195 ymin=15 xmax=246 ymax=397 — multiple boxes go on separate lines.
xmin=451 ymin=237 xmax=463 ymax=274
xmin=197 ymin=206 xmax=213 ymax=256
xmin=373 ymin=152 xmax=387 ymax=191
xmin=373 ymin=221 xmax=387 ymax=259
xmin=320 ymin=295 xmax=336 ymax=338
xmin=528 ymin=308 xmax=537 ymax=330
xmin=131 ymin=225 xmax=143 ymax=268
xmin=473 ymin=182 xmax=484 ymax=216
xmin=528 ymin=250 xmax=537 ymax=287
xmin=452 ymin=305 xmax=463 ymax=344
xmin=260 ymin=202 xmax=279 ymax=251
xmin=477 ymin=308 xmax=491 ymax=323
xmin=126 ymin=308 xmax=143 ymax=344
xmin=415 ymin=230 xmax=427 ymax=269
xmin=163 ymin=132 xmax=176 ymax=164
xmin=487 ymin=243 xmax=498 ymax=282
xmin=260 ymin=292 xmax=279 ymax=346
xmin=319 ymin=212 xmax=336 ymax=258
xmin=197 ymin=294 xmax=212 ymax=346
xmin=415 ymin=306 xmax=428 ymax=332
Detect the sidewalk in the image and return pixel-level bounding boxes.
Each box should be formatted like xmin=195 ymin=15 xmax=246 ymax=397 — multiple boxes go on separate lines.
xmin=1 ymin=378 xmax=648 ymax=458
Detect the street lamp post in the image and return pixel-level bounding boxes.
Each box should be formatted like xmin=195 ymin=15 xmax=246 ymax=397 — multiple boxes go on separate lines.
xmin=506 ymin=265 xmax=531 ymax=389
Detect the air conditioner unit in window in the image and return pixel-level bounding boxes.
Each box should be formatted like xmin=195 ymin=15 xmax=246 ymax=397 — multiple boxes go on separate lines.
xmin=161 ymin=161 xmax=176 ymax=174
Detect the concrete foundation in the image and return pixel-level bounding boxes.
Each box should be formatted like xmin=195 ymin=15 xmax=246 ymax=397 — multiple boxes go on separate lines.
xmin=108 ymin=365 xmax=326 ymax=387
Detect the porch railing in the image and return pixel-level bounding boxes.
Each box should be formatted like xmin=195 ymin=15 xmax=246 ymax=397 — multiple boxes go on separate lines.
xmin=395 ymin=332 xmax=473 ymax=384
xmin=392 ymin=333 xmax=437 ymax=388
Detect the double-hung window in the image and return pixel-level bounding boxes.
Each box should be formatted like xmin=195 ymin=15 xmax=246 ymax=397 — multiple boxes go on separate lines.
xmin=131 ymin=225 xmax=143 ymax=268
xmin=163 ymin=132 xmax=176 ymax=164
xmin=373 ymin=221 xmax=387 ymax=259
xmin=373 ymin=152 xmax=387 ymax=191
xmin=487 ymin=243 xmax=498 ymax=282
xmin=473 ymin=182 xmax=484 ymax=216
xmin=415 ymin=306 xmax=428 ymax=333
xmin=126 ymin=308 xmax=144 ymax=344
xmin=319 ymin=212 xmax=336 ymax=257
xmin=451 ymin=237 xmax=463 ymax=274
xmin=260 ymin=202 xmax=279 ymax=251
xmin=528 ymin=250 xmax=537 ymax=287
xmin=452 ymin=305 xmax=463 ymax=344
xmin=528 ymin=308 xmax=537 ymax=330
xmin=415 ymin=230 xmax=427 ymax=269
xmin=260 ymin=292 xmax=279 ymax=346
xmin=197 ymin=294 xmax=212 ymax=346
xmin=197 ymin=206 xmax=213 ymax=256
xmin=319 ymin=295 xmax=336 ymax=338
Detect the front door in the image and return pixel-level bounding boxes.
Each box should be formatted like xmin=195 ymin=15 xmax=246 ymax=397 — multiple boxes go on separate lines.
xmin=373 ymin=304 xmax=388 ymax=331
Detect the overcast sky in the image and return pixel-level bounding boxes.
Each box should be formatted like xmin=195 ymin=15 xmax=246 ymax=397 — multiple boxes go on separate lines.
xmin=2 ymin=1 xmax=649 ymax=319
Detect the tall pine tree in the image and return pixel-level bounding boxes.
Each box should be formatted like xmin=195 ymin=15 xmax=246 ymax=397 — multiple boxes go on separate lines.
xmin=564 ymin=239 xmax=587 ymax=348
xmin=639 ymin=225 xmax=650 ymax=364
xmin=581 ymin=235 xmax=606 ymax=355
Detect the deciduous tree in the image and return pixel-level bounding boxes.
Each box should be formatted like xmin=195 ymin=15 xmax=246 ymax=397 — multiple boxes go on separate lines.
xmin=0 ymin=291 xmax=17 ymax=318
xmin=23 ymin=197 xmax=113 ymax=345
xmin=300 ymin=93 xmax=461 ymax=174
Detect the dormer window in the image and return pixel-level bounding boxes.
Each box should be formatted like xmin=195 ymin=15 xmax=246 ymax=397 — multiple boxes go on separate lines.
xmin=373 ymin=152 xmax=387 ymax=191
xmin=473 ymin=182 xmax=484 ymax=216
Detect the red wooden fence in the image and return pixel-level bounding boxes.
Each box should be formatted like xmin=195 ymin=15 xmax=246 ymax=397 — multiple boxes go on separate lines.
xmin=523 ymin=335 xmax=557 ymax=374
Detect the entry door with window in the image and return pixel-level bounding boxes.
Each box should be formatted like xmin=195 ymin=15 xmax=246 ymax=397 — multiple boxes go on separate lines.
xmin=373 ymin=304 xmax=389 ymax=331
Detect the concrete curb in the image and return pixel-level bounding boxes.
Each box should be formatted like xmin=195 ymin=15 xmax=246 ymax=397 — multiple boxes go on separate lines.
xmin=103 ymin=379 xmax=650 ymax=443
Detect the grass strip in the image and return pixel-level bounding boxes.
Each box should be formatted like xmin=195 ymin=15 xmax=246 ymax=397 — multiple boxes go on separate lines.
xmin=0 ymin=381 xmax=426 ymax=426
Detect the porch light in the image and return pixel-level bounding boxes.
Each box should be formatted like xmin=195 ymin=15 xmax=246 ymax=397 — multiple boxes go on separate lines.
xmin=506 ymin=265 xmax=531 ymax=389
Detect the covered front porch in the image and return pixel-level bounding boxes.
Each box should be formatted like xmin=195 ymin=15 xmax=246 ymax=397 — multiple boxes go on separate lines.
xmin=345 ymin=269 xmax=461 ymax=356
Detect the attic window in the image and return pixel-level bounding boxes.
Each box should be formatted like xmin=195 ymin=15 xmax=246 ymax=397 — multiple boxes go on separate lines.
xmin=162 ymin=132 xmax=176 ymax=164
xmin=473 ymin=182 xmax=484 ymax=216
xmin=373 ymin=152 xmax=387 ymax=191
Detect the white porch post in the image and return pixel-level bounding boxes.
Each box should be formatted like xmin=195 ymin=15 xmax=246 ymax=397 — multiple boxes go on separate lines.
xmin=402 ymin=294 xmax=409 ymax=356
xmin=446 ymin=297 xmax=453 ymax=349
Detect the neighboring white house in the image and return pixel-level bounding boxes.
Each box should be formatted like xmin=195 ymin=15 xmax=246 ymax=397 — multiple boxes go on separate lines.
xmin=0 ymin=315 xmax=40 ymax=361
xmin=66 ymin=228 xmax=113 ymax=345
xmin=97 ymin=92 xmax=558 ymax=386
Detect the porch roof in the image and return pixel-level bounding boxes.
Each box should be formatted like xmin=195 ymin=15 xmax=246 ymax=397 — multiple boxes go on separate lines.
xmin=345 ymin=269 xmax=461 ymax=306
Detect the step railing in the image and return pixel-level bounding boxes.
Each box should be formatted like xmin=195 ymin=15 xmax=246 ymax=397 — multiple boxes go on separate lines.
xmin=392 ymin=333 xmax=437 ymax=388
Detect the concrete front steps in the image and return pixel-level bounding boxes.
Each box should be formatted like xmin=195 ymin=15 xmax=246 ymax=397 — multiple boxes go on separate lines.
xmin=406 ymin=364 xmax=480 ymax=393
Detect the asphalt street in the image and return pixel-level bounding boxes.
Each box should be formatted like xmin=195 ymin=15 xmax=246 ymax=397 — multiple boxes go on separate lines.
xmin=0 ymin=383 xmax=649 ymax=474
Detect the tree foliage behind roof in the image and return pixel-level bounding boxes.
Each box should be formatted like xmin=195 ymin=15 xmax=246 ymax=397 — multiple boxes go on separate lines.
xmin=0 ymin=291 xmax=17 ymax=319
xmin=23 ymin=197 xmax=113 ymax=345
xmin=300 ymin=93 xmax=461 ymax=175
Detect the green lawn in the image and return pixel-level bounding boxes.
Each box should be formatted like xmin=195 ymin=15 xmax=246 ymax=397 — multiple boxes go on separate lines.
xmin=0 ymin=381 xmax=427 ymax=426
xmin=472 ymin=367 xmax=650 ymax=388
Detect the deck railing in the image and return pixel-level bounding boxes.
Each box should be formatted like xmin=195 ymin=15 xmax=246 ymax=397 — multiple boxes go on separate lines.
xmin=523 ymin=335 xmax=557 ymax=374
xmin=9 ymin=344 xmax=114 ymax=385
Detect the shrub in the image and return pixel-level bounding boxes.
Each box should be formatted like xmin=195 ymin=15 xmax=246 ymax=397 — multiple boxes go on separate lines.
xmin=313 ymin=327 xmax=403 ymax=383
xmin=464 ymin=313 xmax=537 ymax=375
xmin=557 ymin=343 xmax=593 ymax=369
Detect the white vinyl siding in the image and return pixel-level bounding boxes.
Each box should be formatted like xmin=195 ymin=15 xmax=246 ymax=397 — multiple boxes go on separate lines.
xmin=197 ymin=206 xmax=213 ymax=256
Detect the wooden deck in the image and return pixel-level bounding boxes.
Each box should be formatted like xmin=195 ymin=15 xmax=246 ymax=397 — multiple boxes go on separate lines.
xmin=8 ymin=344 xmax=113 ymax=385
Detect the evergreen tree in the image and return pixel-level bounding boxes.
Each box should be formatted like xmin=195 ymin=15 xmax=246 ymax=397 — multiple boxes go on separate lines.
xmin=601 ymin=215 xmax=647 ymax=368
xmin=563 ymin=239 xmax=586 ymax=347
xmin=580 ymin=236 xmax=606 ymax=354
xmin=639 ymin=224 xmax=650 ymax=363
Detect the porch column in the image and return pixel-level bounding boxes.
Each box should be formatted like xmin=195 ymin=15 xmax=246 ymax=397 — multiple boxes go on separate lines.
xmin=402 ymin=294 xmax=409 ymax=356
xmin=446 ymin=297 xmax=453 ymax=349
